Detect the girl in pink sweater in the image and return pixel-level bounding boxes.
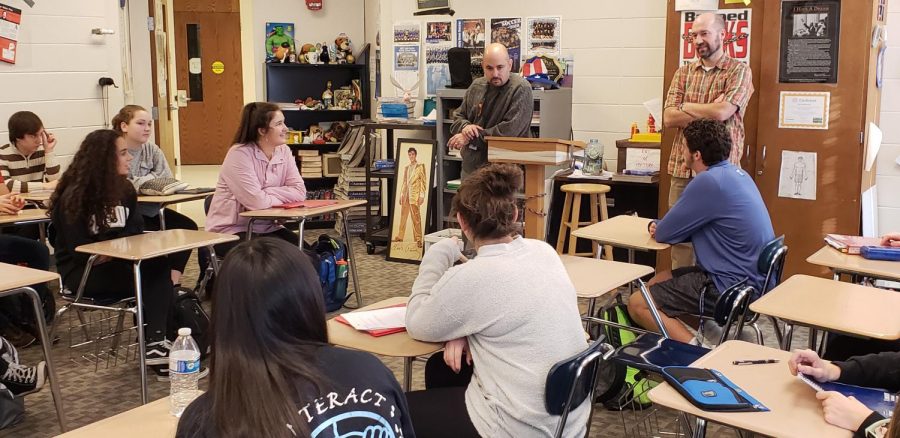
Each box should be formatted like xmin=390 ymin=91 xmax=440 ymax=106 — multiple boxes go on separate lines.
xmin=206 ymin=102 xmax=306 ymax=254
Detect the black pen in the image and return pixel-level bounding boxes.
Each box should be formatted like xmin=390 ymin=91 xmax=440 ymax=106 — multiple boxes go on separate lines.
xmin=733 ymin=359 xmax=779 ymax=365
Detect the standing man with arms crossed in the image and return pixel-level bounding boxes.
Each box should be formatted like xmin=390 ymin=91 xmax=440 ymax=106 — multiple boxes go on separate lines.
xmin=663 ymin=12 xmax=754 ymax=268
xmin=449 ymin=43 xmax=533 ymax=178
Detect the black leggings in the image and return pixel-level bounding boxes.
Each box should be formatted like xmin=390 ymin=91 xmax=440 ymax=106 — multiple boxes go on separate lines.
xmin=405 ymin=352 xmax=481 ymax=438
xmin=0 ymin=235 xmax=54 ymax=332
xmin=65 ymin=257 xmax=176 ymax=342
xmin=213 ymin=227 xmax=300 ymax=257
xmin=142 ymin=208 xmax=198 ymax=276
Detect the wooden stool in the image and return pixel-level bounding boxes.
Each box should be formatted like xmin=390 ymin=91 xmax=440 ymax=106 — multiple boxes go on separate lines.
xmin=556 ymin=184 xmax=613 ymax=259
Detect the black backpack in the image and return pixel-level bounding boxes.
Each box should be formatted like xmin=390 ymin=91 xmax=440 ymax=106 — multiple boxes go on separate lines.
xmin=173 ymin=289 xmax=210 ymax=359
xmin=310 ymin=235 xmax=351 ymax=312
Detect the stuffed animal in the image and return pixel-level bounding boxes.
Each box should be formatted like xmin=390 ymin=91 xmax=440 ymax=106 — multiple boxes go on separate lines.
xmin=323 ymin=122 xmax=349 ymax=143
xmin=299 ymin=43 xmax=316 ymax=64
xmin=334 ymin=33 xmax=353 ymax=64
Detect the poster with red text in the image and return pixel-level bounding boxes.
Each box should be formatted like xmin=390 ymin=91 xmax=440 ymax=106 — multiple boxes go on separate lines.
xmin=0 ymin=3 xmax=21 ymax=64
xmin=679 ymin=9 xmax=751 ymax=66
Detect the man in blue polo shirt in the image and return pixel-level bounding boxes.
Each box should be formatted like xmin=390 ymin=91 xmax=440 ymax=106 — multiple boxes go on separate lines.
xmin=628 ymin=119 xmax=775 ymax=344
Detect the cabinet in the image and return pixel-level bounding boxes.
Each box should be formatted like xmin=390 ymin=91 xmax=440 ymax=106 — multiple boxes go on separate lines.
xmin=434 ymin=87 xmax=573 ymax=228
xmin=264 ymin=45 xmax=371 ymax=228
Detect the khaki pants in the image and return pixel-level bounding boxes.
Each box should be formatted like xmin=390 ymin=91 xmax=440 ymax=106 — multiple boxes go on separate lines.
xmin=668 ymin=176 xmax=695 ymax=269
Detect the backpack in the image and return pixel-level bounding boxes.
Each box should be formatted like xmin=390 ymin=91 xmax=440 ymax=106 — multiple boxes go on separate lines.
xmin=311 ymin=235 xmax=351 ymax=312
xmin=173 ymin=289 xmax=210 ymax=359
xmin=590 ymin=303 xmax=655 ymax=410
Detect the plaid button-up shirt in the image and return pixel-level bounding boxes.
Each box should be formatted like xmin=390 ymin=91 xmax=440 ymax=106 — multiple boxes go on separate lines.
xmin=664 ymin=55 xmax=754 ymax=178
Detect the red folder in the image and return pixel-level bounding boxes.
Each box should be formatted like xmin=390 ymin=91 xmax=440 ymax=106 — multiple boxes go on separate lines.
xmin=276 ymin=200 xmax=338 ymax=209
xmin=334 ymin=303 xmax=407 ymax=337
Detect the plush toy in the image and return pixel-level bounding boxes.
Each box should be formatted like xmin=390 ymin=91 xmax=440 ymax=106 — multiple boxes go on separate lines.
xmin=298 ymin=43 xmax=316 ymax=64
xmin=323 ymin=121 xmax=349 ymax=143
xmin=334 ymin=33 xmax=353 ymax=64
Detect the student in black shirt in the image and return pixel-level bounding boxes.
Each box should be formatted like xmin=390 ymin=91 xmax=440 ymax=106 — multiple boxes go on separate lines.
xmin=176 ymin=238 xmax=415 ymax=438
xmin=49 ymin=130 xmax=177 ymax=376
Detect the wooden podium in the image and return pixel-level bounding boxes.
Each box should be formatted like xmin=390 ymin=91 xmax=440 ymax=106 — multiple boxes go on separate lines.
xmin=485 ymin=137 xmax=584 ymax=240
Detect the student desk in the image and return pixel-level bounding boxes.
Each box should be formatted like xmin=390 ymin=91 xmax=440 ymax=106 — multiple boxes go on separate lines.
xmin=571 ymin=215 xmax=669 ymax=264
xmin=0 ymin=207 xmax=50 ymax=242
xmin=137 ymin=193 xmax=214 ymax=230
xmin=648 ymin=340 xmax=851 ymax=438
xmin=327 ymin=296 xmax=442 ymax=391
xmin=0 ymin=263 xmax=67 ymax=432
xmin=560 ymin=255 xmax=654 ymax=317
xmin=807 ymin=245 xmax=900 ymax=283
xmin=76 ymin=230 xmax=238 ymax=404
xmin=58 ymin=396 xmax=176 ymax=437
xmin=20 ymin=190 xmax=52 ymax=204
xmin=750 ymin=274 xmax=900 ymax=351
xmin=241 ymin=199 xmax=367 ymax=308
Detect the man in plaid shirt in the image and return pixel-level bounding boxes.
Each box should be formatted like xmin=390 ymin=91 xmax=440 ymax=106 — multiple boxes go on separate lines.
xmin=663 ymin=12 xmax=754 ymax=269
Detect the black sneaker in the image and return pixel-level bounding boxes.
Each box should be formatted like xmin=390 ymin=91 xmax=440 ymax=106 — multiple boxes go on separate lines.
xmin=152 ymin=365 xmax=209 ymax=382
xmin=145 ymin=339 xmax=172 ymax=366
xmin=0 ymin=361 xmax=45 ymax=395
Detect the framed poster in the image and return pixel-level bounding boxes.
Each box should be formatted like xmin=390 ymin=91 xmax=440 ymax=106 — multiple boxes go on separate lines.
xmin=388 ymin=139 xmax=436 ymax=263
xmin=778 ymin=91 xmax=830 ymax=129
xmin=264 ymin=22 xmax=295 ymax=62
xmin=778 ymin=0 xmax=841 ymax=83
xmin=0 ymin=3 xmax=22 ymax=64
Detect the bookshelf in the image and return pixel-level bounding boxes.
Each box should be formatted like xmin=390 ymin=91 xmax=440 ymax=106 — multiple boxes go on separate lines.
xmin=434 ymin=87 xmax=573 ymax=228
xmin=265 ymin=45 xmax=371 ymax=229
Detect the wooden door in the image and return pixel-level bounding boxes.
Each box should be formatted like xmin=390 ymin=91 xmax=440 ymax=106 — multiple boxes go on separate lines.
xmin=755 ymin=0 xmax=876 ymax=277
xmin=174 ymin=0 xmax=243 ymax=165
xmin=658 ymin=0 xmax=766 ymax=271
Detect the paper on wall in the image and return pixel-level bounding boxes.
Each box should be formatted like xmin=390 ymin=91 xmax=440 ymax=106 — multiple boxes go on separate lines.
xmin=778 ymin=150 xmax=817 ymax=201
xmin=675 ymin=0 xmax=719 ymax=11
xmin=865 ymin=122 xmax=882 ymax=172
xmin=643 ymin=98 xmax=663 ymax=129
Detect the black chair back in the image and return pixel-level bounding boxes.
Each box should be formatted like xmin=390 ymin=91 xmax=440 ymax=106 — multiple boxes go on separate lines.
xmin=757 ymin=235 xmax=788 ymax=294
xmin=545 ymin=337 xmax=613 ymax=438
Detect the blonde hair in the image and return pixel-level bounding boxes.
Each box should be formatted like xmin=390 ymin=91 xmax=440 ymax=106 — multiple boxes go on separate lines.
xmin=111 ymin=105 xmax=148 ymax=134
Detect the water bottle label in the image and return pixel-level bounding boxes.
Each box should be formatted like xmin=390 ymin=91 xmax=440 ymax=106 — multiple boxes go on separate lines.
xmin=172 ymin=359 xmax=200 ymax=374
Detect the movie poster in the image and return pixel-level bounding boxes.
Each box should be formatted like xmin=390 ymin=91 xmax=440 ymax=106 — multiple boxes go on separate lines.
xmin=264 ymin=22 xmax=295 ymax=62
xmin=678 ymin=9 xmax=752 ymax=66
xmin=456 ymin=18 xmax=485 ymax=77
xmin=490 ymin=18 xmax=522 ymax=72
xmin=525 ymin=16 xmax=561 ymax=57
xmin=778 ymin=0 xmax=840 ymax=83
xmin=426 ymin=21 xmax=452 ymax=43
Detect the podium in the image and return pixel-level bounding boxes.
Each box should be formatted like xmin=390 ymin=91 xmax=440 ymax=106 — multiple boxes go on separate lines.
xmin=486 ymin=137 xmax=584 ymax=240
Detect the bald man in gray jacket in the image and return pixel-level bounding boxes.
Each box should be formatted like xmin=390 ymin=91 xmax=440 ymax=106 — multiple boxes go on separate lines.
xmin=449 ymin=43 xmax=534 ymax=177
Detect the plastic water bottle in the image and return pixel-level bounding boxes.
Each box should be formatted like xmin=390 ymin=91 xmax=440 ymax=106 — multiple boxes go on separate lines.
xmin=335 ymin=259 xmax=349 ymax=301
xmin=169 ymin=327 xmax=201 ymax=417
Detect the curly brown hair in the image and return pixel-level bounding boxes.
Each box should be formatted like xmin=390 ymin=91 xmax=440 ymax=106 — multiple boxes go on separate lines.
xmin=683 ymin=118 xmax=731 ymax=166
xmin=451 ymin=163 xmax=522 ymax=240
xmin=49 ymin=129 xmax=132 ymax=233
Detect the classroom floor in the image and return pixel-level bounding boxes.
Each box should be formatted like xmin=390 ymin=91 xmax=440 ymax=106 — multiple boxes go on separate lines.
xmin=8 ymin=167 xmax=810 ymax=437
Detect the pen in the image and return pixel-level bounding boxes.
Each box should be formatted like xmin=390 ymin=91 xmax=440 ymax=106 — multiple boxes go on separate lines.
xmin=733 ymin=359 xmax=779 ymax=365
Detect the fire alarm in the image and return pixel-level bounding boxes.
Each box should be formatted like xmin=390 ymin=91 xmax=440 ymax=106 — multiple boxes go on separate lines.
xmin=306 ymin=0 xmax=322 ymax=10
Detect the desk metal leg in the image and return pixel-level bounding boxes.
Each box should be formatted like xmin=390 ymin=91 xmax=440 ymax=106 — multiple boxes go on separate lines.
xmin=637 ymin=279 xmax=669 ymax=338
xmin=246 ymin=219 xmax=256 ymax=241
xmin=781 ymin=323 xmax=794 ymax=351
xmin=132 ymin=261 xmax=149 ymax=404
xmin=38 ymin=223 xmax=47 ymax=245
xmin=158 ymin=207 xmax=167 ymax=230
xmin=808 ymin=328 xmax=818 ymax=352
xmin=628 ymin=249 xmax=636 ymax=294
xmin=4 ymin=287 xmax=68 ymax=432
xmin=297 ymin=218 xmax=306 ymax=249
xmin=692 ymin=417 xmax=708 ymax=438
xmin=342 ymin=213 xmax=363 ymax=308
xmin=208 ymin=245 xmax=221 ymax=275
xmin=403 ymin=357 xmax=413 ymax=391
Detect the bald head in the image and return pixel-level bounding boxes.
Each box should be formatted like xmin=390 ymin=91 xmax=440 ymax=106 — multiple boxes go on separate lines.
xmin=482 ymin=43 xmax=513 ymax=87
xmin=691 ymin=13 xmax=726 ymax=61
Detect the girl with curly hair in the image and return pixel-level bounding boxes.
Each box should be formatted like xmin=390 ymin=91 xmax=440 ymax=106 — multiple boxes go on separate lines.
xmin=49 ymin=129 xmax=178 ymax=378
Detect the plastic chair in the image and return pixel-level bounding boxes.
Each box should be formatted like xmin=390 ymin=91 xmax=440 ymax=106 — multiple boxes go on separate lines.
xmin=545 ymin=334 xmax=615 ymax=438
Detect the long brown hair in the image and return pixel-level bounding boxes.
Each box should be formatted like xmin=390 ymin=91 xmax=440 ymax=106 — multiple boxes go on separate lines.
xmin=49 ymin=130 xmax=131 ymax=233
xmin=206 ymin=238 xmax=327 ymax=438
xmin=451 ymin=163 xmax=521 ymax=240
xmin=111 ymin=105 xmax=147 ymax=134
xmin=232 ymin=102 xmax=281 ymax=145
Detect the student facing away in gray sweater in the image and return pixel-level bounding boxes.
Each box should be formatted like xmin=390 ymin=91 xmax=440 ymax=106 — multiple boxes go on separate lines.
xmin=405 ymin=163 xmax=589 ymax=438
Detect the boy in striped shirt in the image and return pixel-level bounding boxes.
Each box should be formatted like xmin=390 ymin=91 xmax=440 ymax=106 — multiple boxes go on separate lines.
xmin=0 ymin=111 xmax=60 ymax=193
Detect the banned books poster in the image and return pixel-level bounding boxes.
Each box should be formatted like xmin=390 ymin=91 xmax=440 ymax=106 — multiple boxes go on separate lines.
xmin=679 ymin=9 xmax=752 ymax=66
xmin=0 ymin=3 xmax=21 ymax=64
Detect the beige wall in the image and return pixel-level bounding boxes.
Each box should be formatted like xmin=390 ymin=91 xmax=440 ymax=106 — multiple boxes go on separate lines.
xmin=0 ymin=0 xmax=125 ymax=170
xmin=877 ymin=1 xmax=900 ymax=234
xmin=379 ymin=0 xmax=667 ymax=171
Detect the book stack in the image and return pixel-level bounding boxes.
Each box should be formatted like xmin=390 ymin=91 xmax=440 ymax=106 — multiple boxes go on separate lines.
xmin=297 ymin=150 xmax=323 ymax=178
xmin=334 ymin=155 xmax=380 ymax=236
xmin=824 ymin=234 xmax=883 ymax=255
xmin=612 ymin=170 xmax=659 ymax=184
xmin=445 ymin=179 xmax=461 ymax=191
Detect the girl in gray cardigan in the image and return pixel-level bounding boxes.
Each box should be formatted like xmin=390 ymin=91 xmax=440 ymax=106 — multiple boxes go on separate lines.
xmin=405 ymin=163 xmax=590 ymax=438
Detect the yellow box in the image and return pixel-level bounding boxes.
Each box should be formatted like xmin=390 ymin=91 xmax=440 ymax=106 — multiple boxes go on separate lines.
xmin=630 ymin=133 xmax=662 ymax=143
